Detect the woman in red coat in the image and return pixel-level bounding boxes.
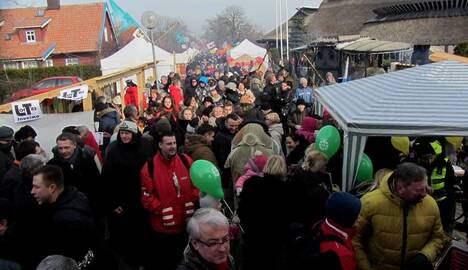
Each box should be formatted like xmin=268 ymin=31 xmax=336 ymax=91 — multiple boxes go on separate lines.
xmin=124 ymin=80 xmax=139 ymax=112
xmin=169 ymin=79 xmax=184 ymax=113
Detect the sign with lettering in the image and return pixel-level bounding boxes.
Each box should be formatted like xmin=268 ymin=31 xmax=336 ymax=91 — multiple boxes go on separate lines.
xmin=11 ymin=100 xmax=42 ymax=123
xmin=58 ymin=84 xmax=88 ymax=100
xmin=92 ymin=132 xmax=104 ymax=146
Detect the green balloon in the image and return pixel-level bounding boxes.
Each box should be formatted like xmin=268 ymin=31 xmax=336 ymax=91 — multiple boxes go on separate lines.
xmin=356 ymin=153 xmax=373 ymax=184
xmin=314 ymin=125 xmax=341 ymax=159
xmin=190 ymin=160 xmax=224 ymax=199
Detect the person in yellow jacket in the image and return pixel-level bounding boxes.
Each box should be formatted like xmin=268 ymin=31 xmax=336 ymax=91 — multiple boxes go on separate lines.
xmin=353 ymin=163 xmax=445 ymax=270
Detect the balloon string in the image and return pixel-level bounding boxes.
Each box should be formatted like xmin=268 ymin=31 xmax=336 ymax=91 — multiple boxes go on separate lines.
xmin=222 ymin=199 xmax=245 ymax=234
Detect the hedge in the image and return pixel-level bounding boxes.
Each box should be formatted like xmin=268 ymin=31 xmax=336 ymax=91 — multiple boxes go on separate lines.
xmin=0 ymin=65 xmax=102 ymax=103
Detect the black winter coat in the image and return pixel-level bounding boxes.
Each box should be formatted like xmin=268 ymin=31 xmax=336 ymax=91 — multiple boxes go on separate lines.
xmin=289 ymin=169 xmax=331 ymax=228
xmin=103 ymin=134 xmax=153 ymax=222
xmin=48 ymin=148 xmax=102 ymax=217
xmin=212 ymin=126 xmax=234 ymax=168
xmin=35 ymin=187 xmax=97 ymax=265
xmin=238 ymin=174 xmax=291 ymax=270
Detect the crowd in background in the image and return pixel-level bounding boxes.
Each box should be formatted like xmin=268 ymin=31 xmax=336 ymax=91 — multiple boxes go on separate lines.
xmin=0 ymin=51 xmax=467 ymax=270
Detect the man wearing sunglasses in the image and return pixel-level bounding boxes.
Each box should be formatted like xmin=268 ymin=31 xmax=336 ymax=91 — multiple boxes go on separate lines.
xmin=177 ymin=208 xmax=236 ymax=270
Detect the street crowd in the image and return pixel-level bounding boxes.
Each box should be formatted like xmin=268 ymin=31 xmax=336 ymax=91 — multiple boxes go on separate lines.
xmin=0 ymin=51 xmax=467 ymax=270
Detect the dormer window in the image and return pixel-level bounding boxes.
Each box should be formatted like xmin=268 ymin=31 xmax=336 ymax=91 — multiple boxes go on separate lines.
xmin=25 ymin=30 xmax=36 ymax=43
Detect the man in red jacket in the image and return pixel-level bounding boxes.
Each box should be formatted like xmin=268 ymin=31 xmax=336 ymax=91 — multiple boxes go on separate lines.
xmin=141 ymin=130 xmax=199 ymax=270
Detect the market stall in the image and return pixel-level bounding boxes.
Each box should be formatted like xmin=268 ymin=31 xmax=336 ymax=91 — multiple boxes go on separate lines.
xmin=314 ymin=61 xmax=468 ymax=190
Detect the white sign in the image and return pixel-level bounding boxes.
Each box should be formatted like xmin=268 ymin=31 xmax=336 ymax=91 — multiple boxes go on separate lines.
xmin=93 ymin=132 xmax=104 ymax=146
xmin=11 ymin=100 xmax=42 ymax=123
xmin=58 ymin=84 xmax=88 ymax=100
xmin=206 ymin=41 xmax=216 ymax=50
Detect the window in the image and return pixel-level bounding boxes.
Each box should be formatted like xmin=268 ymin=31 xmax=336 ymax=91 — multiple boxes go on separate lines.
xmin=22 ymin=60 xmax=38 ymax=69
xmin=57 ymin=78 xmax=73 ymax=86
xmin=65 ymin=58 xmax=79 ymax=66
xmin=43 ymin=59 xmax=53 ymax=67
xmin=104 ymin=27 xmax=108 ymax=42
xmin=3 ymin=62 xmax=19 ymax=70
xmin=25 ymin=30 xmax=36 ymax=43
xmin=34 ymin=79 xmax=57 ymax=89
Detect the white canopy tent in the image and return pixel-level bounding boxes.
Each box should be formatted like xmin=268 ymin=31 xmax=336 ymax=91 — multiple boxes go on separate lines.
xmin=175 ymin=48 xmax=199 ymax=64
xmin=228 ymin=39 xmax=269 ymax=67
xmin=314 ymin=61 xmax=468 ymax=190
xmin=100 ymin=35 xmax=174 ymax=77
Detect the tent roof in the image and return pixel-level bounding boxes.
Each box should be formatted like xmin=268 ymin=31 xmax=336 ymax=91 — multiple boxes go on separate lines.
xmin=336 ymin=39 xmax=412 ymax=54
xmin=100 ymin=35 xmax=172 ymax=75
xmin=228 ymin=39 xmax=267 ymax=59
xmin=315 ymin=61 xmax=468 ymax=136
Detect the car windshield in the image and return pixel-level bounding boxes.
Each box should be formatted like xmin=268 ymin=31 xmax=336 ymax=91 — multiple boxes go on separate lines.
xmin=57 ymin=78 xmax=73 ymax=86
xmin=33 ymin=79 xmax=56 ymax=89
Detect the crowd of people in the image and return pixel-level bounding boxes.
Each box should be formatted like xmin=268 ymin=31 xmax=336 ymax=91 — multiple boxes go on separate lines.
xmin=0 ymin=52 xmax=467 ymax=270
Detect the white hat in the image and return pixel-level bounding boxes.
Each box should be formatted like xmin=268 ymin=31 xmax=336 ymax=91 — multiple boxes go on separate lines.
xmin=119 ymin=120 xmax=138 ymax=134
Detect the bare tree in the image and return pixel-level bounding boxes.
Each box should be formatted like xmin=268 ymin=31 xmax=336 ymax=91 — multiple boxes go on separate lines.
xmin=204 ymin=5 xmax=263 ymax=46
xmin=147 ymin=15 xmax=194 ymax=53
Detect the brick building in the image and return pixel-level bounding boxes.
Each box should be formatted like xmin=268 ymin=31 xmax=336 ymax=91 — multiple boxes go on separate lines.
xmin=0 ymin=0 xmax=119 ymax=70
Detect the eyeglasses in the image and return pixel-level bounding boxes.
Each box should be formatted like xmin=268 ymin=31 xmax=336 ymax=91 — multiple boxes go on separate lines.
xmin=196 ymin=234 xmax=230 ymax=248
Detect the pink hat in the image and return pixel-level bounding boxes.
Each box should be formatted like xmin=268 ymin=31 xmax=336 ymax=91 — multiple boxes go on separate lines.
xmin=252 ymin=152 xmax=268 ymax=172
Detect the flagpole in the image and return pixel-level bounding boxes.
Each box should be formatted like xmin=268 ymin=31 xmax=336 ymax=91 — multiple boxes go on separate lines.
xmin=275 ymin=0 xmax=279 ymax=51
xmin=285 ymin=0 xmax=289 ymax=61
xmin=279 ymin=0 xmax=283 ymax=62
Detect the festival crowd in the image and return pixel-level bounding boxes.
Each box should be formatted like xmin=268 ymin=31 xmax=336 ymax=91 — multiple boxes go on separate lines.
xmin=0 ymin=51 xmax=466 ymax=270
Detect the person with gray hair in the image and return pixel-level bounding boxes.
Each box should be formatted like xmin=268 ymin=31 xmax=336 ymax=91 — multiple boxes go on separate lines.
xmin=123 ymin=104 xmax=138 ymax=122
xmin=36 ymin=255 xmax=79 ymax=270
xmin=20 ymin=154 xmax=46 ymax=174
xmin=199 ymin=193 xmax=222 ymax=210
xmin=177 ymin=208 xmax=235 ymax=270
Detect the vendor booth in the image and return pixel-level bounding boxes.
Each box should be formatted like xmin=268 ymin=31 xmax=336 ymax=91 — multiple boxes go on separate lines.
xmin=314 ymin=61 xmax=468 ymax=191
xmin=227 ymin=39 xmax=269 ymax=72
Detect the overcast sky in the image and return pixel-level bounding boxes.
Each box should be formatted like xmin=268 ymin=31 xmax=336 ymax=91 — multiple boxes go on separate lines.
xmin=1 ymin=0 xmax=323 ymax=34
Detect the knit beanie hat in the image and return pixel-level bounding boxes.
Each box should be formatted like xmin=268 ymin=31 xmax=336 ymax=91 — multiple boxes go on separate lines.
xmin=119 ymin=120 xmax=138 ymax=134
xmin=326 ymin=192 xmax=361 ymax=228
xmin=14 ymin=125 xmax=37 ymax=141
xmin=0 ymin=126 xmax=14 ymax=141
xmin=252 ymin=151 xmax=269 ymax=172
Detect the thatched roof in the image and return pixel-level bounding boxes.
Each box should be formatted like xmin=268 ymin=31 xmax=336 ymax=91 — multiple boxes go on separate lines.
xmin=361 ymin=16 xmax=468 ymax=46
xmin=305 ymin=0 xmax=383 ymax=39
xmin=306 ymin=0 xmax=468 ymax=46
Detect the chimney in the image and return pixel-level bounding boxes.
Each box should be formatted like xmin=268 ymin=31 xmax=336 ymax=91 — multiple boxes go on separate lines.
xmin=47 ymin=0 xmax=60 ymax=10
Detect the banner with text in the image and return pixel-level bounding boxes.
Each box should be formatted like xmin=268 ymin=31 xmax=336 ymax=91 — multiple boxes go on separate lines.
xmin=58 ymin=84 xmax=89 ymax=100
xmin=11 ymin=100 xmax=42 ymax=123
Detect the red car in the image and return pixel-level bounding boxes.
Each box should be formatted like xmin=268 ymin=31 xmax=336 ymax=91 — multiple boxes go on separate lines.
xmin=11 ymin=76 xmax=83 ymax=101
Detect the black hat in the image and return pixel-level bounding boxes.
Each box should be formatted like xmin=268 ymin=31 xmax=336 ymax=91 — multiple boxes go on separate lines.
xmin=326 ymin=192 xmax=361 ymax=228
xmin=296 ymin=98 xmax=306 ymax=106
xmin=260 ymin=103 xmax=271 ymax=111
xmin=203 ymin=96 xmax=214 ymax=104
xmin=413 ymin=140 xmax=436 ymax=157
xmin=14 ymin=125 xmax=37 ymax=141
xmin=0 ymin=126 xmax=14 ymax=141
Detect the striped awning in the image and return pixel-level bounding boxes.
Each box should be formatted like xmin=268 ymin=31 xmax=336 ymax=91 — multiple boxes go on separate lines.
xmin=314 ymin=61 xmax=468 ymax=190
xmin=316 ymin=61 xmax=468 ymax=137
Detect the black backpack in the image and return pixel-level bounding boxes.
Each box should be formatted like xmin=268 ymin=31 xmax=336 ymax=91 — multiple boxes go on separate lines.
xmin=286 ymin=220 xmax=344 ymax=270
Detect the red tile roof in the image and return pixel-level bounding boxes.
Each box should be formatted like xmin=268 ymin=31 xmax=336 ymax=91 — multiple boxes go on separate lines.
xmin=0 ymin=3 xmax=106 ymax=61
